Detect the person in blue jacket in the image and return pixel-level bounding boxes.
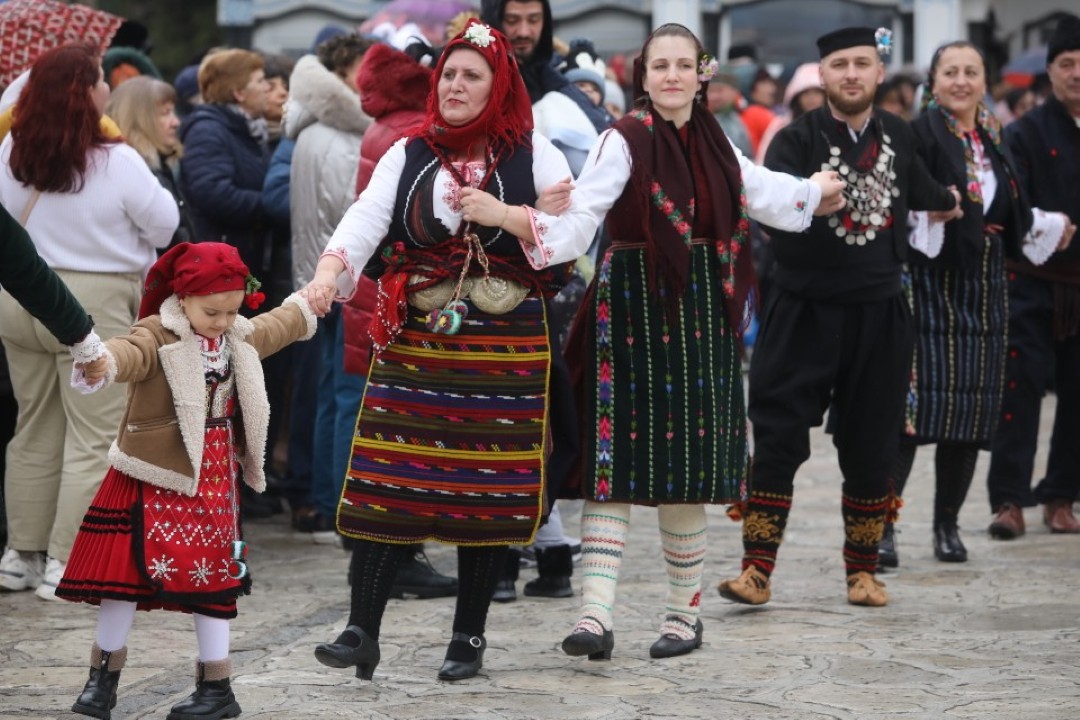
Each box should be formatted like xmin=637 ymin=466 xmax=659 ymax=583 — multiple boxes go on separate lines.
xmin=180 ymin=49 xmax=271 ymax=280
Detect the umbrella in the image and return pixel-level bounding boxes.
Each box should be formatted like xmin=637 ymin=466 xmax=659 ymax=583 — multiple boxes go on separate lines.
xmin=358 ymin=0 xmax=474 ymax=47
xmin=1002 ymin=46 xmax=1047 ymax=76
xmin=0 ymin=0 xmax=124 ymax=89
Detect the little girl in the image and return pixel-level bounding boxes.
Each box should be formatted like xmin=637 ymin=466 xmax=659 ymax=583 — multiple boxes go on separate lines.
xmin=59 ymin=242 xmax=317 ymax=720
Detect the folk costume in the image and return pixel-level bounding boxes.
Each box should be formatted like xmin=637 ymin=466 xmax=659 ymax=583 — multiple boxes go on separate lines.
xmin=889 ymin=88 xmax=1066 ymax=562
xmin=987 ymin=15 xmax=1080 ymax=532
xmin=313 ymin=21 xmax=593 ymax=681
xmin=723 ymin=27 xmax=958 ymax=606
xmin=558 ymin=37 xmax=821 ymax=656
xmin=58 ymin=242 xmax=316 ymax=720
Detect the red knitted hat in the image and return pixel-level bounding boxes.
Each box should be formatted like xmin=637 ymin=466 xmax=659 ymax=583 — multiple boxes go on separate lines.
xmin=139 ymin=242 xmax=263 ymax=320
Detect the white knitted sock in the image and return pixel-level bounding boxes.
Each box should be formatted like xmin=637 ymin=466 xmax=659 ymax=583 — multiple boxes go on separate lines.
xmin=573 ymin=501 xmax=631 ymax=634
xmin=657 ymin=504 xmax=706 ymax=639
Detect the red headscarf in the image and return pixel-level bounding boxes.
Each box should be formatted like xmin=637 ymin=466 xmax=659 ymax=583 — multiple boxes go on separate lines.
xmin=416 ymin=19 xmax=533 ymax=152
xmin=139 ymin=242 xmax=264 ymax=320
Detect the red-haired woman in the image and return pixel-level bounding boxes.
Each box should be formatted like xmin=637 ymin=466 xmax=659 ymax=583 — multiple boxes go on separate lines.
xmin=0 ymin=43 xmax=178 ymax=602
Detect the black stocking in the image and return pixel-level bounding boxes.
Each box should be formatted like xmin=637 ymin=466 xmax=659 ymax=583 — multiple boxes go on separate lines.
xmin=934 ymin=442 xmax=979 ymax=525
xmin=446 ymin=545 xmax=508 ymax=661
xmin=346 ymin=540 xmax=411 ymax=641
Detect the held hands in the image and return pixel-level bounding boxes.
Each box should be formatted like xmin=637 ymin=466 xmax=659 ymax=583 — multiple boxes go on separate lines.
xmin=77 ymin=356 xmax=109 ymax=383
xmin=928 ymin=187 xmax=965 ymax=223
xmin=536 ymin=176 xmax=574 ymax=216
xmin=300 ymin=269 xmax=339 ymax=318
xmin=809 ymin=170 xmax=846 ymax=216
xmin=1059 ymin=216 xmax=1076 ymax=252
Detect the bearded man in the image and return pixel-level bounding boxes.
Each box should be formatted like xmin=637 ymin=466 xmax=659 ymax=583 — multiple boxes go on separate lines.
xmin=717 ymin=27 xmax=960 ymax=608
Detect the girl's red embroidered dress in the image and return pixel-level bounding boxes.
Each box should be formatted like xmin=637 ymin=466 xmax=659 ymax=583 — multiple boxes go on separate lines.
xmin=57 ymin=335 xmax=249 ymax=619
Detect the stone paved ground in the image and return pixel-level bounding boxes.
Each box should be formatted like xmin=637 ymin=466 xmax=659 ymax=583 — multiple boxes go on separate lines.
xmin=2 ymin=396 xmax=1077 ymax=719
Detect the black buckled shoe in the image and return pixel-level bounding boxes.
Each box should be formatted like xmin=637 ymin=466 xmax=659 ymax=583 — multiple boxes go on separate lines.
xmin=649 ymin=618 xmax=704 ymax=659
xmin=72 ymin=645 xmax=126 ymax=719
xmin=933 ymin=522 xmax=968 ymax=562
xmin=437 ymin=633 xmax=486 ymax=681
xmin=878 ymin=522 xmax=898 ymax=569
xmin=390 ymin=545 xmax=458 ymax=599
xmin=314 ymin=625 xmax=381 ymax=680
xmin=166 ymin=659 xmax=241 ymax=720
xmin=561 ymin=616 xmax=615 ymax=661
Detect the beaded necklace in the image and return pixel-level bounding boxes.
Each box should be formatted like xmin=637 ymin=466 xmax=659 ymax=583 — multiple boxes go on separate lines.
xmin=819 ymin=122 xmax=901 ymax=246
xmin=931 ymin=101 xmax=1003 ymax=206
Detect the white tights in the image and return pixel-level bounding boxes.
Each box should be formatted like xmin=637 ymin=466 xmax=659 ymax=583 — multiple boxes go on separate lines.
xmin=96 ymin=599 xmax=230 ymax=661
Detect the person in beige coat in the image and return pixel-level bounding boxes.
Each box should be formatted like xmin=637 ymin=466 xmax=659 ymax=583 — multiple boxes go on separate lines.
xmin=57 ymin=242 xmax=317 ymax=720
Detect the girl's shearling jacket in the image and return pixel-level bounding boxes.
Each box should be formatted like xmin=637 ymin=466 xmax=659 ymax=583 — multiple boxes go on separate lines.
xmin=101 ymin=293 xmax=316 ymax=496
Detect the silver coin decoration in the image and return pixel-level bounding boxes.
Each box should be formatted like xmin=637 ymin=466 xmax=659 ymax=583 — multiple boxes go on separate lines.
xmin=822 ymin=125 xmax=898 ymax=246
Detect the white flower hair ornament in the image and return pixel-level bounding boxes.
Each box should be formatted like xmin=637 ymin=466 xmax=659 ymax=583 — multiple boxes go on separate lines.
xmin=875 ymin=28 xmax=893 ymax=57
xmin=464 ymin=23 xmax=495 ymax=49
xmin=698 ymin=53 xmax=719 ymax=83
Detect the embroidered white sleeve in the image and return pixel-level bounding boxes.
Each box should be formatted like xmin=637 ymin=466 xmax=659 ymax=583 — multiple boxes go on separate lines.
xmin=522 ymin=130 xmax=627 ymax=268
xmin=908 ymin=211 xmax=946 ymax=258
xmin=734 ymin=139 xmax=818 ymax=232
xmin=519 ymin=207 xmax=554 ymax=269
xmin=1023 ymin=209 xmax=1067 ymax=266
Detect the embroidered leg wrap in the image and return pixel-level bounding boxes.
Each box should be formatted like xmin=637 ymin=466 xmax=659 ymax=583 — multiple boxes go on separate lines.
xmin=934 ymin=442 xmax=979 ymax=524
xmin=348 ymin=539 xmax=411 ymax=640
xmin=842 ymin=493 xmax=889 ymax=575
xmin=740 ymin=490 xmax=792 ymax=577
xmin=574 ymin=501 xmax=631 ymax=635
xmin=657 ymin=504 xmax=706 ymax=640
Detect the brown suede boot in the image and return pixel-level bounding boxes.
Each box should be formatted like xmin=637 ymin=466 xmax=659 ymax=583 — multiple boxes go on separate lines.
xmin=72 ymin=643 xmax=127 ymax=719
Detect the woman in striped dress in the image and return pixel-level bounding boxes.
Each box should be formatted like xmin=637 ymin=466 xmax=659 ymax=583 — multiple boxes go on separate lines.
xmin=556 ymin=24 xmax=843 ymax=661
xmin=299 ymin=21 xmax=598 ymax=681
xmin=882 ymin=41 xmax=1066 ymax=566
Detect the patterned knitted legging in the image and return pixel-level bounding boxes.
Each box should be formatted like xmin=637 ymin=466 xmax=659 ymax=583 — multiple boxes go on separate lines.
xmin=573 ymin=502 xmax=706 ymax=641
xmin=741 ymin=483 xmax=890 ymax=578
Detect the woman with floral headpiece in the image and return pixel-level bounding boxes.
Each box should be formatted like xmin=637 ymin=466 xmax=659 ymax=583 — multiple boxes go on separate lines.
xmin=301 ymin=19 xmax=592 ymax=681
xmin=878 ymin=41 xmax=1073 ymax=568
xmin=549 ymin=23 xmax=844 ymax=661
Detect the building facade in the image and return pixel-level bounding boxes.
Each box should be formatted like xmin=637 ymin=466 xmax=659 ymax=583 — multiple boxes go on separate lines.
xmin=228 ymin=0 xmax=1073 ymax=70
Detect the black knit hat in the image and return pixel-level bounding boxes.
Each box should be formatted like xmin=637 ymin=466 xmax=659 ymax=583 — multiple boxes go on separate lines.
xmin=816 ymin=27 xmax=877 ymax=59
xmin=1048 ymin=14 xmax=1080 ymax=65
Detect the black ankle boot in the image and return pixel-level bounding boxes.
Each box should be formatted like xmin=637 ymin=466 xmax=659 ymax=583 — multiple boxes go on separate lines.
xmin=933 ymin=521 xmax=968 ymax=562
xmin=523 ymin=544 xmax=573 ymax=598
xmin=437 ymin=632 xmax=486 ymax=680
xmin=649 ymin=618 xmax=703 ymax=659
xmin=313 ymin=625 xmax=381 ymax=680
xmin=561 ymin=617 xmax=615 ymax=661
xmin=390 ymin=545 xmax=458 ymax=599
xmin=72 ymin=645 xmax=126 ymax=719
xmin=491 ymin=548 xmax=520 ymax=603
xmin=878 ymin=522 xmax=898 ymax=569
xmin=166 ymin=659 xmax=241 ymax=720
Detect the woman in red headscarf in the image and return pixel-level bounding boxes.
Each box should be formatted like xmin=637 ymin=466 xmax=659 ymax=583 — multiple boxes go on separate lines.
xmin=56 ymin=242 xmax=317 ymax=720
xmin=301 ymin=20 xmax=594 ymax=681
